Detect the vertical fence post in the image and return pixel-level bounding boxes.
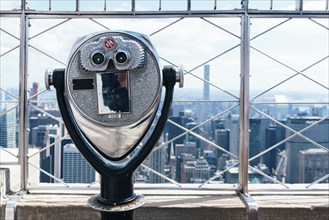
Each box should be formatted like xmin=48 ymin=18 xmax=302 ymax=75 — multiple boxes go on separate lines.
xmin=76 ymin=0 xmax=80 ymax=11
xmin=18 ymin=0 xmax=29 ymax=191
xmin=238 ymin=3 xmax=250 ymax=194
xmin=132 ymin=0 xmax=135 ymax=11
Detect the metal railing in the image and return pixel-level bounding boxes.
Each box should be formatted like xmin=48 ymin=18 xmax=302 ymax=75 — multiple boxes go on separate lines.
xmin=0 ymin=1 xmax=328 ymax=199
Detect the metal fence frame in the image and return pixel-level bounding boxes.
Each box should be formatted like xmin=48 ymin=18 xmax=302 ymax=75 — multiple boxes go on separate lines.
xmin=1 ymin=0 xmax=328 ymax=198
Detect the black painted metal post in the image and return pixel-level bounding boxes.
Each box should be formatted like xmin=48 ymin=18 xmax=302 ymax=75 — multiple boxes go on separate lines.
xmin=98 ymin=175 xmax=135 ymax=205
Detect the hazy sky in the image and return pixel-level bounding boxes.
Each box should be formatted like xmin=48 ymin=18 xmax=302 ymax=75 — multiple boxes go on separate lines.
xmin=0 ymin=1 xmax=328 ymax=102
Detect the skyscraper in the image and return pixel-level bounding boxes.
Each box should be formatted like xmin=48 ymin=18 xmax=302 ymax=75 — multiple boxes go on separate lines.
xmin=149 ymin=146 xmax=166 ymax=183
xmin=29 ymin=82 xmax=40 ymax=107
xmin=31 ymin=124 xmax=62 ymax=183
xmin=198 ymin=65 xmax=211 ymax=125
xmin=0 ymin=79 xmax=17 ymax=148
xmin=214 ymin=128 xmax=230 ymax=157
xmin=299 ymin=148 xmax=329 ymax=183
xmin=0 ymin=104 xmax=16 ymax=148
xmin=203 ymin=65 xmax=210 ymax=101
xmin=193 ymin=157 xmax=210 ymax=183
xmin=180 ymin=153 xmax=195 ymax=183
xmin=227 ymin=114 xmax=240 ymax=158
xmin=62 ymin=144 xmax=95 ymax=183
xmin=286 ymin=117 xmax=329 ymax=183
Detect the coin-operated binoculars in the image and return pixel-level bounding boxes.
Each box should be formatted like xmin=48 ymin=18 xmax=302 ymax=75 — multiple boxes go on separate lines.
xmin=45 ymin=31 xmax=183 ymax=219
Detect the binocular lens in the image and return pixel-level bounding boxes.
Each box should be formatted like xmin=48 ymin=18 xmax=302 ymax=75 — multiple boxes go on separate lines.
xmin=115 ymin=51 xmax=128 ymax=64
xmin=92 ymin=52 xmax=106 ymax=65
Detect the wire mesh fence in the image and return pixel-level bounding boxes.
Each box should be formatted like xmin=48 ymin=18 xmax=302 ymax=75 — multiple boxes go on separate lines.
xmin=0 ymin=0 xmax=328 ymax=192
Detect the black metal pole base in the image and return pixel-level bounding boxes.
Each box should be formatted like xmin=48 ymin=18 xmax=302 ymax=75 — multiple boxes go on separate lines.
xmin=88 ymin=194 xmax=145 ymax=220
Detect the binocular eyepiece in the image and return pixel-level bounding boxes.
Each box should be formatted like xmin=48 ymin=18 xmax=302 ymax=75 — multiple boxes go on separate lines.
xmin=45 ymin=30 xmax=183 ymax=219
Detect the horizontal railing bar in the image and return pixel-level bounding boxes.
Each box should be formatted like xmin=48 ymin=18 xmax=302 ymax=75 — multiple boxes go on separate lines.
xmin=1 ymin=9 xmax=329 ymax=18
xmin=169 ymin=100 xmax=239 ymax=103
xmin=29 ymin=99 xmax=239 ymax=103
xmin=251 ymin=101 xmax=329 ymax=105
xmin=26 ymin=183 xmax=329 ymax=193
xmin=1 ymin=10 xmax=243 ymax=18
xmin=27 ymin=184 xmax=239 ymax=192
xmin=0 ymin=162 xmax=20 ymax=165
xmin=0 ymin=100 xmax=19 ymax=103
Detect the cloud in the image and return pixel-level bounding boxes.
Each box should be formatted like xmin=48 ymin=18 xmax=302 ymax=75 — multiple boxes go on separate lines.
xmin=0 ymin=1 xmax=21 ymax=11
xmin=0 ymin=3 xmax=328 ymax=95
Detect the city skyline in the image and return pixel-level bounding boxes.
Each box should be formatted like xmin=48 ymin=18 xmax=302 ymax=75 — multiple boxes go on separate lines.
xmin=1 ymin=1 xmax=328 ymax=186
xmin=2 ymin=64 xmax=326 ymax=185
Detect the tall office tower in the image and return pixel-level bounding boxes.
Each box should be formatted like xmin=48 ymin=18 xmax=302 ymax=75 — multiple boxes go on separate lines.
xmin=227 ymin=114 xmax=240 ymax=158
xmin=286 ymin=117 xmax=329 ymax=183
xmin=211 ymin=119 xmax=225 ymax=139
xmin=198 ymin=65 xmax=211 ymax=126
xmin=264 ymin=125 xmax=278 ymax=174
xmin=170 ymin=103 xmax=185 ymax=118
xmin=299 ymin=148 xmax=329 ymax=183
xmin=193 ymin=157 xmax=210 ymax=183
xmin=249 ymin=118 xmax=271 ymax=166
xmin=149 ymin=147 xmax=166 ymax=183
xmin=214 ymin=128 xmax=230 ymax=157
xmin=175 ymin=142 xmax=197 ymax=158
xmin=0 ymin=79 xmax=17 ymax=148
xmin=203 ymin=65 xmax=210 ymax=101
xmin=180 ymin=153 xmax=196 ymax=183
xmin=63 ymin=144 xmax=95 ymax=183
xmin=185 ymin=122 xmax=202 ymax=155
xmin=29 ymin=109 xmax=61 ymax=145
xmin=31 ymin=124 xmax=62 ymax=183
xmin=165 ymin=114 xmax=184 ymax=163
xmin=264 ymin=124 xmax=286 ymax=175
xmin=29 ymin=82 xmax=40 ymax=107
xmin=175 ymin=142 xmax=197 ymax=182
xmin=203 ymin=150 xmax=217 ymax=177
xmin=0 ymin=104 xmax=16 ymax=148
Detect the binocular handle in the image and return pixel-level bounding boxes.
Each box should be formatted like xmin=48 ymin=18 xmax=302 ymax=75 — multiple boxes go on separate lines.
xmin=47 ymin=66 xmax=181 ymax=176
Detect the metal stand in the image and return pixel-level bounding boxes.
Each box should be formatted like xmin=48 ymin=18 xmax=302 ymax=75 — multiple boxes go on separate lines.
xmin=88 ymin=194 xmax=145 ymax=220
xmin=88 ymin=175 xmax=144 ymax=220
xmin=50 ymin=65 xmax=181 ymax=219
